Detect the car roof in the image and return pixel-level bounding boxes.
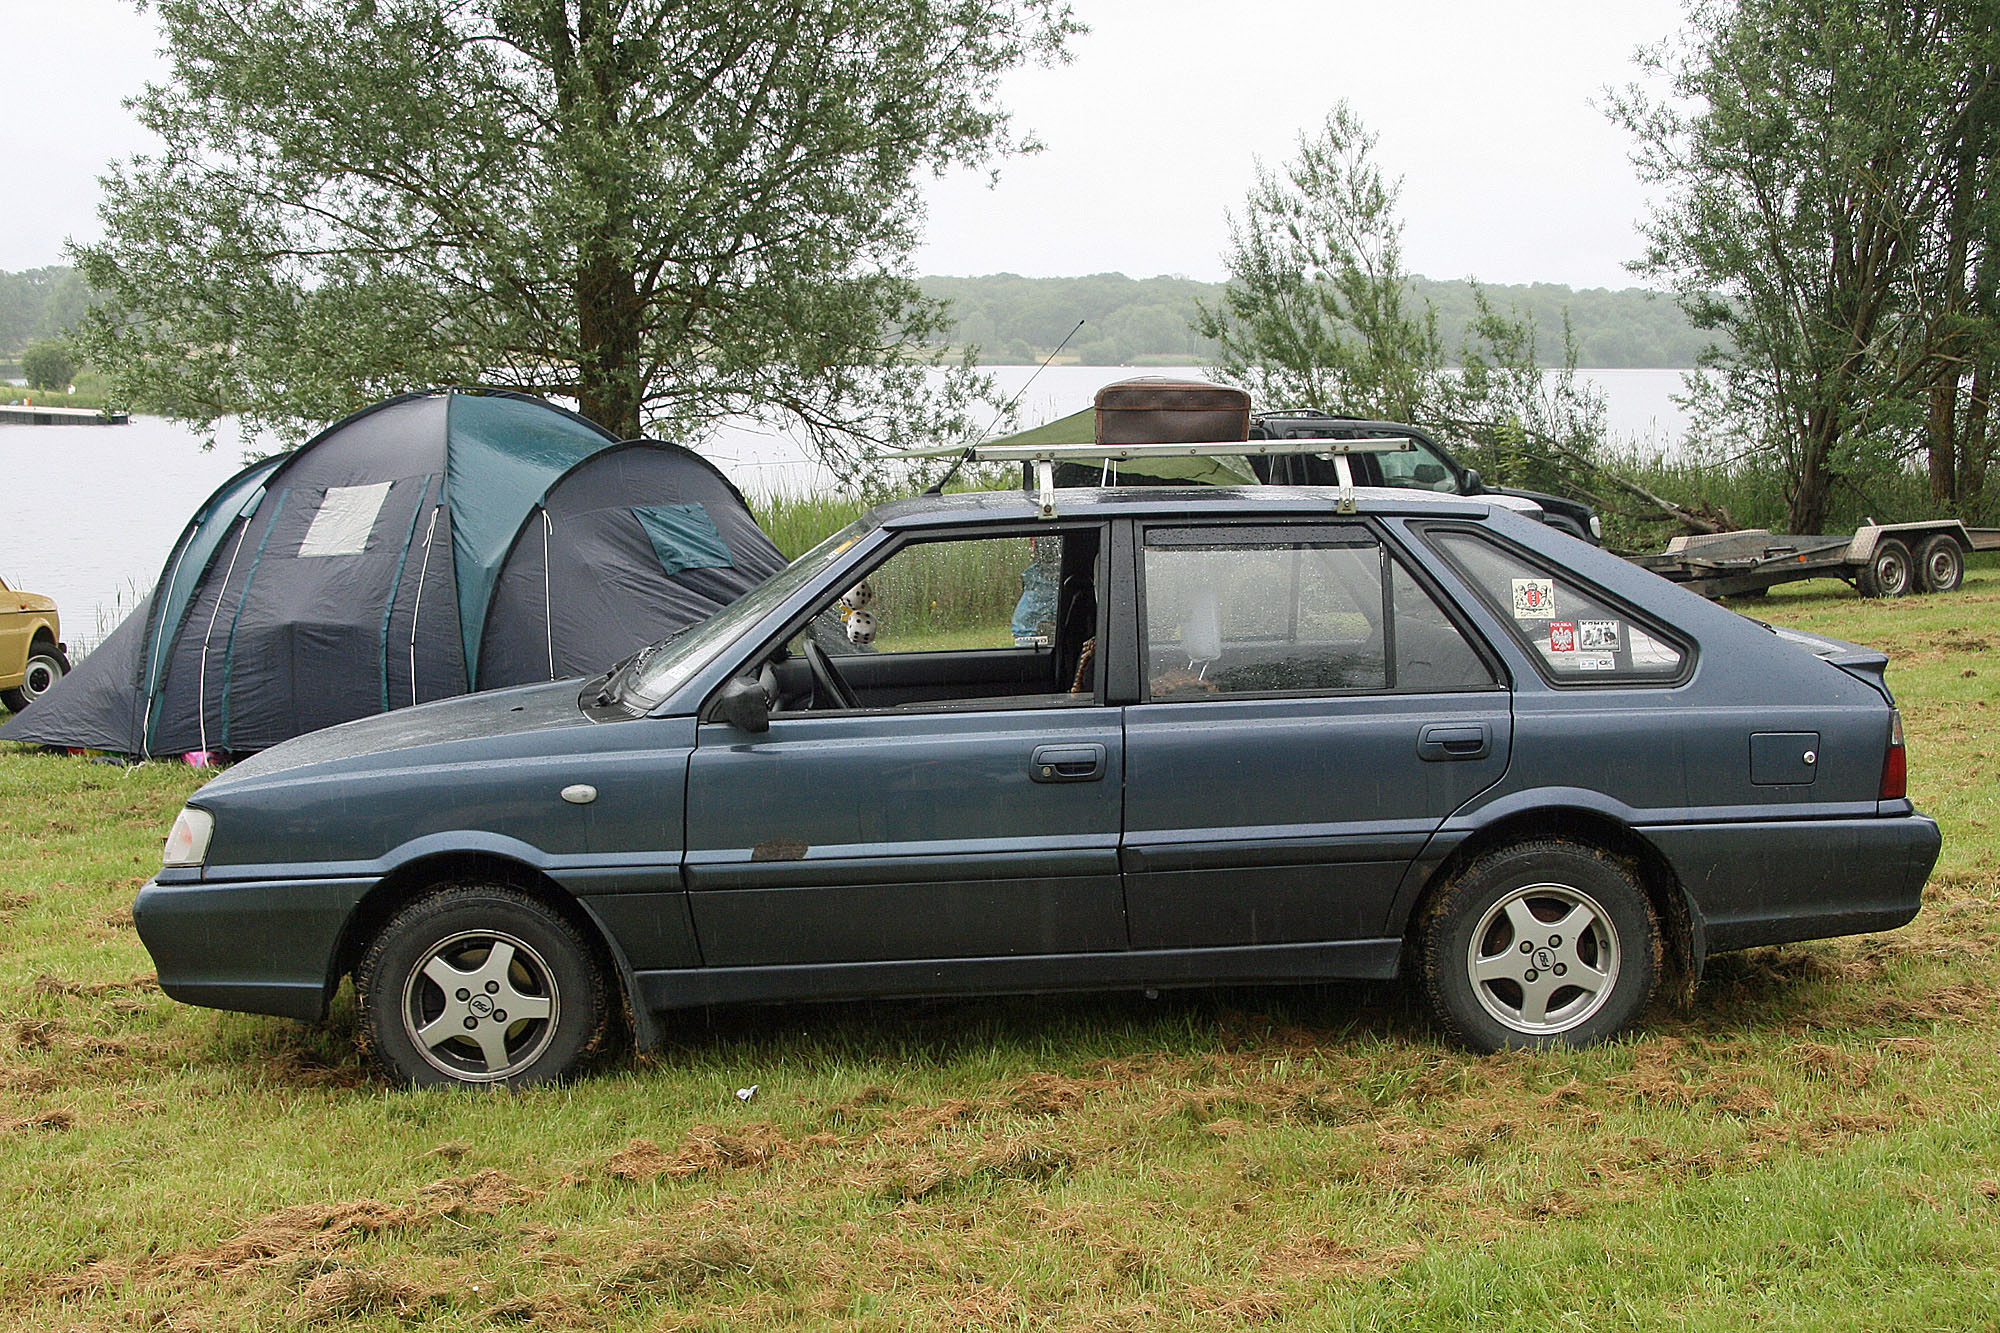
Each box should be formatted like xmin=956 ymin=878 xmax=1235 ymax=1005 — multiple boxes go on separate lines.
xmin=866 ymin=484 xmax=1516 ymax=531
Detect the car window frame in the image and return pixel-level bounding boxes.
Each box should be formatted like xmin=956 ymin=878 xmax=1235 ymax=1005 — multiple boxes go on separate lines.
xmin=1131 ymin=517 xmax=1507 ymax=703
xmin=1416 ymin=520 xmax=1697 ymax=690
xmin=727 ymin=518 xmax=1116 ymax=719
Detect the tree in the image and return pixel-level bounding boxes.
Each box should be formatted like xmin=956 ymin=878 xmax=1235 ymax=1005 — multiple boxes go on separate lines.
xmin=20 ymin=339 xmax=73 ymax=391
xmin=1194 ymin=105 xmax=1632 ymax=521
xmin=1610 ymin=0 xmax=2000 ymax=533
xmin=1194 ymin=103 xmax=1448 ymax=422
xmin=73 ymin=0 xmax=1078 ymax=470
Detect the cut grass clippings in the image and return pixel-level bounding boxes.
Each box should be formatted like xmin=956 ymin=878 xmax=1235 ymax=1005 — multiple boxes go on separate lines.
xmin=1 ymin=562 xmax=1998 ymax=1329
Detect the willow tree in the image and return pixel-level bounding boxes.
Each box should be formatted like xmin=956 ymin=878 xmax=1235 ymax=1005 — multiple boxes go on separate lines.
xmin=73 ymin=0 xmax=1076 ymax=463
xmin=1194 ymin=103 xmax=1614 ymax=517
xmin=1612 ymin=0 xmax=2000 ymax=532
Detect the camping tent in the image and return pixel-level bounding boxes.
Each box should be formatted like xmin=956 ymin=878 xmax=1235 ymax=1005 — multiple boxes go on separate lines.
xmin=2 ymin=389 xmax=785 ymax=756
xmin=478 ymin=438 xmax=786 ymax=687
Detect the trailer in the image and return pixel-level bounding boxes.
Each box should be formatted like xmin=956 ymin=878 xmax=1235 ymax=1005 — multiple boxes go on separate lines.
xmin=1628 ymin=519 xmax=2000 ymax=599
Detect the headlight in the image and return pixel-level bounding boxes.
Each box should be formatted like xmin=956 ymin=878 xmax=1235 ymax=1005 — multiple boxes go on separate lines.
xmin=162 ymin=807 xmax=214 ymax=867
xmin=1589 ymin=515 xmax=1604 ymax=539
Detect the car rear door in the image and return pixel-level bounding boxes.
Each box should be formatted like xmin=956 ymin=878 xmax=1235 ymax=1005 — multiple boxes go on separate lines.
xmin=1120 ymin=521 xmax=1512 ymax=948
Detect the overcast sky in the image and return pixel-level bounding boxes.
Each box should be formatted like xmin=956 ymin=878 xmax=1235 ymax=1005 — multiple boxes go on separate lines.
xmin=0 ymin=0 xmax=1685 ymax=289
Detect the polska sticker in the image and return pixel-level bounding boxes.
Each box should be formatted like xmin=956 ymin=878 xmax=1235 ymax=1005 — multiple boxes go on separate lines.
xmin=1548 ymin=621 xmax=1576 ymax=652
xmin=1511 ymin=578 xmax=1556 ymax=619
xmin=1579 ymin=619 xmax=1620 ymax=651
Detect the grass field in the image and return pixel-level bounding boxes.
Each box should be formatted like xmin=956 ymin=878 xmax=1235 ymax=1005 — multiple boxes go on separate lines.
xmin=2 ymin=566 xmax=1998 ymax=1330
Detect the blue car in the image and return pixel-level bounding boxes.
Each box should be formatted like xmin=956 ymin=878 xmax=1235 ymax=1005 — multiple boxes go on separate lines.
xmin=138 ymin=483 xmax=1940 ymax=1086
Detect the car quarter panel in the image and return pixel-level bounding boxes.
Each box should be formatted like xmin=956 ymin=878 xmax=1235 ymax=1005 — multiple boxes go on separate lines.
xmin=1385 ymin=511 xmax=1940 ymax=953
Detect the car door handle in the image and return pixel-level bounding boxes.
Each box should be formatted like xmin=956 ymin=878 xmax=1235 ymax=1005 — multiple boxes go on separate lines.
xmin=1031 ymin=743 xmax=1106 ymax=782
xmin=1417 ymin=723 xmax=1491 ymax=761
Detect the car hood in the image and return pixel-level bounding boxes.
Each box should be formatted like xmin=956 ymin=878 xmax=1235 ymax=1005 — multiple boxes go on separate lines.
xmin=1488 ymin=483 xmax=1591 ymax=524
xmin=204 ymin=680 xmax=595 ymax=787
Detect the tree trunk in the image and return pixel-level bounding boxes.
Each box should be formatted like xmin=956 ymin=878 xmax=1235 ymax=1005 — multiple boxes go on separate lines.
xmin=576 ymin=254 xmax=644 ymax=439
xmin=1788 ymin=407 xmax=1839 ymax=535
xmin=1928 ymin=373 xmax=1960 ymax=504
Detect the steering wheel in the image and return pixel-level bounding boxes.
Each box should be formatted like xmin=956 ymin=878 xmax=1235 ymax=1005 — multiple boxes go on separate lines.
xmin=803 ymin=640 xmax=859 ymax=710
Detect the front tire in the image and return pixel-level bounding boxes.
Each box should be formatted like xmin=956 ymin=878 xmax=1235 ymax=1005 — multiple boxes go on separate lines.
xmin=1416 ymin=840 xmax=1658 ymax=1052
xmin=355 ymin=885 xmax=611 ymax=1088
xmin=2 ymin=642 xmax=69 ymax=712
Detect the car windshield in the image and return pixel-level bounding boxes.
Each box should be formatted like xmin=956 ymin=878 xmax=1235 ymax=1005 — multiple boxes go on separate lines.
xmin=612 ymin=515 xmax=876 ymax=712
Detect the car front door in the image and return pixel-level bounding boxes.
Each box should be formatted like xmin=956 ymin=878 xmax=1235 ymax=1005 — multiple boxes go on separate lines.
xmin=682 ymin=525 xmax=1127 ymax=968
xmin=1120 ymin=521 xmax=1512 ymax=949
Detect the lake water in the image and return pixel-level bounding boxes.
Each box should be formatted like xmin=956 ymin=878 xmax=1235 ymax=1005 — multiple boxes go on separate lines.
xmin=3 ymin=366 xmax=1691 ymax=652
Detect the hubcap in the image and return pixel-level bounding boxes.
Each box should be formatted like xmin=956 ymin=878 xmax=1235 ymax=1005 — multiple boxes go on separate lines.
xmin=22 ymin=659 xmax=55 ymax=700
xmin=1466 ymin=883 xmax=1620 ymax=1035
xmin=1879 ymin=551 xmax=1909 ymax=595
xmin=401 ymin=929 xmax=559 ymax=1081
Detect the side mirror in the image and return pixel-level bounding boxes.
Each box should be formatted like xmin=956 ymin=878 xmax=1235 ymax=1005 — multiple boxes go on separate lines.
xmin=1461 ymin=467 xmax=1483 ymax=494
xmin=713 ymin=675 xmax=770 ymax=734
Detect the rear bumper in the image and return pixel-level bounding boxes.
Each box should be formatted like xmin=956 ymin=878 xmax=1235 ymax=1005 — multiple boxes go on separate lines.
xmin=133 ymin=873 xmax=373 ymax=1020
xmin=1648 ymin=813 xmax=1941 ymax=958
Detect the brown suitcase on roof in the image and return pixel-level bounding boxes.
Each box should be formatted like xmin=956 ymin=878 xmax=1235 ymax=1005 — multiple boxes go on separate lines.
xmin=1093 ymin=377 xmax=1251 ymax=444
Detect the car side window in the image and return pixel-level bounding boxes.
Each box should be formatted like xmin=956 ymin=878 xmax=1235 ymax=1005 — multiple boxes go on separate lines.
xmin=1376 ymin=439 xmax=1461 ymax=493
xmin=771 ymin=529 xmax=1103 ymax=713
xmin=1139 ymin=526 xmax=1496 ymax=700
xmin=1427 ymin=528 xmax=1686 ymax=683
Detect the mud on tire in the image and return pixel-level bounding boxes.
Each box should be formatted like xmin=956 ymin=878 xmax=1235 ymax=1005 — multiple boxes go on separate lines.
xmin=1415 ymin=839 xmax=1660 ymax=1053
xmin=354 ymin=885 xmax=611 ymax=1088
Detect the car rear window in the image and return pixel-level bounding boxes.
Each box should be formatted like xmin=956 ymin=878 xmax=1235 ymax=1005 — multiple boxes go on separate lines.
xmin=1427 ymin=528 xmax=1686 ymax=684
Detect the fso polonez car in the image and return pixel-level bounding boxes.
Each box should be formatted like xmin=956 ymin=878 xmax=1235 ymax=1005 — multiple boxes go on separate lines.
xmin=138 ymin=482 xmax=1940 ymax=1086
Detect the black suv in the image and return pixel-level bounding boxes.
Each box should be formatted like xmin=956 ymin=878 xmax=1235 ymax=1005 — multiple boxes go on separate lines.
xmin=1250 ymin=411 xmax=1603 ymax=544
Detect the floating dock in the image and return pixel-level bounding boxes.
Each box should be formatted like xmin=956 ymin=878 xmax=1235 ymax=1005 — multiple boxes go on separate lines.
xmin=0 ymin=403 xmax=130 ymax=425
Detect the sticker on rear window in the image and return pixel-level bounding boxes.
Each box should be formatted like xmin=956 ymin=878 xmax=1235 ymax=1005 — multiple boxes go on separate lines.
xmin=1579 ymin=619 xmax=1620 ymax=651
xmin=1548 ymin=621 xmax=1576 ymax=652
xmin=1511 ymin=578 xmax=1555 ymax=619
xmin=1575 ymin=654 xmax=1616 ymax=670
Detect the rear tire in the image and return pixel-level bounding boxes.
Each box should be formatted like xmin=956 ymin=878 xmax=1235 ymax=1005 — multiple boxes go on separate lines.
xmin=355 ymin=885 xmax=611 ymax=1088
xmin=1856 ymin=538 xmax=1914 ymax=598
xmin=1416 ymin=840 xmax=1658 ymax=1053
xmin=1 ymin=642 xmax=68 ymax=713
xmin=1916 ymin=534 xmax=1964 ymax=594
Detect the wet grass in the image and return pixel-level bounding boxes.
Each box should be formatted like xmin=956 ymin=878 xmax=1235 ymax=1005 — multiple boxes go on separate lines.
xmin=2 ymin=565 xmax=1998 ymax=1328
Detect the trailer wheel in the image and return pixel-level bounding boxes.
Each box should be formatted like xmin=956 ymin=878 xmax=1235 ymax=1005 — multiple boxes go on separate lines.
xmin=1917 ymin=534 xmax=1965 ymax=594
xmin=1857 ymin=538 xmax=1914 ymax=598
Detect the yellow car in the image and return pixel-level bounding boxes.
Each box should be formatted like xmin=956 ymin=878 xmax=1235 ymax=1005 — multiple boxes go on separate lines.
xmin=0 ymin=577 xmax=68 ymax=713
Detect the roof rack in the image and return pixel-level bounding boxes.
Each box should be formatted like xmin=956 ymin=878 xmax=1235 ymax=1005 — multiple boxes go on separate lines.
xmin=891 ymin=436 xmax=1414 ymax=519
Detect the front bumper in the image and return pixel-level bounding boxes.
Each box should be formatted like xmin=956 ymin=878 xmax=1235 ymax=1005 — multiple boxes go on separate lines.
xmin=134 ymin=871 xmax=375 ymax=1020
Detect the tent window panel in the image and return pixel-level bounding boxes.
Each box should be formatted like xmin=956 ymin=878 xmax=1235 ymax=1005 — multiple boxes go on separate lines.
xmin=298 ymin=482 xmax=394 ymax=558
xmin=633 ymin=503 xmax=734 ymax=576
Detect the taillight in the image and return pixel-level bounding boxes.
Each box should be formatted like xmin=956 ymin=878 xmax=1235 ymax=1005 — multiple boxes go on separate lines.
xmin=1879 ymin=709 xmax=1908 ymax=800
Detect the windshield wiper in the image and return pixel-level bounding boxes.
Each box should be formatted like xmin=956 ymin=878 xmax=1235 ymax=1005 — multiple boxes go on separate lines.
xmin=592 ymin=632 xmax=684 ymax=708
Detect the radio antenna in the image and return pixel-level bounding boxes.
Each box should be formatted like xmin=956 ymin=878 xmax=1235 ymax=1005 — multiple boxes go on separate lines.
xmin=924 ymin=318 xmax=1086 ymax=496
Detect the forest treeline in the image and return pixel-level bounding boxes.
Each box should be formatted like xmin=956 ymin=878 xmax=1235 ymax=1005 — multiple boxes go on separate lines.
xmin=918 ymin=273 xmax=1712 ymax=367
xmin=0 ymin=267 xmax=91 ymax=361
xmin=2 ymin=264 xmax=1708 ymax=371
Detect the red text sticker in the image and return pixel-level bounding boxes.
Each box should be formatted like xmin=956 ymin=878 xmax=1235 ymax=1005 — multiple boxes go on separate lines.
xmin=1548 ymin=621 xmax=1577 ymax=653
